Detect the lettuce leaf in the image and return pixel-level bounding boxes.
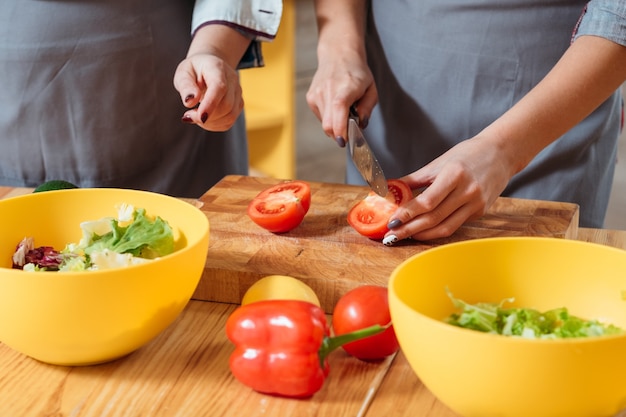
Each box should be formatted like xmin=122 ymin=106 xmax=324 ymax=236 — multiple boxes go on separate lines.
xmin=445 ymin=288 xmax=623 ymax=339
xmin=13 ymin=204 xmax=175 ymax=272
xmin=79 ymin=207 xmax=174 ymax=259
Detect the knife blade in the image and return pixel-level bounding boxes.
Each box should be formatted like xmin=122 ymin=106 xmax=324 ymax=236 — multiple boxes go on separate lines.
xmin=347 ymin=108 xmax=388 ymax=197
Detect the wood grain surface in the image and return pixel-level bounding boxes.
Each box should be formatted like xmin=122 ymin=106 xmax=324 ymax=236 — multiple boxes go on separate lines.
xmin=0 ymin=301 xmax=394 ymax=417
xmin=1 ymin=227 xmax=624 ymax=417
xmin=193 ymin=175 xmax=580 ymax=312
xmin=1 ymin=184 xmax=625 ymax=417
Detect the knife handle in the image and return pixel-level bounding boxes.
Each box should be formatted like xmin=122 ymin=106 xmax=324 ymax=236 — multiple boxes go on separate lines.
xmin=349 ymin=105 xmax=360 ymax=123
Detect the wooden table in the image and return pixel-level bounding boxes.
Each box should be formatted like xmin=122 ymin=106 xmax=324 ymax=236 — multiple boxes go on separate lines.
xmin=0 ymin=184 xmax=624 ymax=417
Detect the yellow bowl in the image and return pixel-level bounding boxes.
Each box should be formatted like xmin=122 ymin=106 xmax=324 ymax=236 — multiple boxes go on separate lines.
xmin=0 ymin=188 xmax=209 ymax=365
xmin=389 ymin=237 xmax=626 ymax=417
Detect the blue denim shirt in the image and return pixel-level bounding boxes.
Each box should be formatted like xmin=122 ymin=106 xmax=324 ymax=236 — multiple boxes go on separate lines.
xmin=192 ymin=0 xmax=283 ymax=69
xmin=574 ymin=0 xmax=626 ymax=46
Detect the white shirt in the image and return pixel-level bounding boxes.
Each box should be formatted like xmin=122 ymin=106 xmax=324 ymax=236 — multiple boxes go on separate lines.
xmin=192 ymin=0 xmax=283 ymax=41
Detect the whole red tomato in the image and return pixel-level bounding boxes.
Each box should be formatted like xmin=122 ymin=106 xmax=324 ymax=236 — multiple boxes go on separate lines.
xmin=247 ymin=181 xmax=311 ymax=233
xmin=332 ymin=285 xmax=400 ymax=360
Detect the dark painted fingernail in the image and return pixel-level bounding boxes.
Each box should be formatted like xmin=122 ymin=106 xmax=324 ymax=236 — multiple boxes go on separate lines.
xmin=184 ymin=94 xmax=195 ymax=103
xmin=387 ymin=219 xmax=403 ymax=229
xmin=335 ymin=136 xmax=346 ymax=147
xmin=201 ymin=112 xmax=208 ymax=123
xmin=181 ymin=115 xmax=194 ymax=124
xmin=360 ymin=116 xmax=369 ymax=129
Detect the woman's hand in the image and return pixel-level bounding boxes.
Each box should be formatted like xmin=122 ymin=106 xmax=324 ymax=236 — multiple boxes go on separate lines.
xmin=174 ymin=53 xmax=243 ymax=131
xmin=173 ymin=24 xmax=251 ymax=132
xmin=306 ymin=50 xmax=377 ymax=145
xmin=307 ymin=0 xmax=376 ymax=146
xmin=385 ymin=134 xmax=515 ymax=243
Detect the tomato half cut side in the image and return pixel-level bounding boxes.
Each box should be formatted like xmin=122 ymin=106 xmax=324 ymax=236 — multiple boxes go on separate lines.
xmin=247 ymin=181 xmax=311 ymax=233
xmin=385 ymin=179 xmax=413 ymax=205
xmin=248 ymin=196 xmax=307 ymax=233
xmin=348 ymin=179 xmax=411 ymax=240
xmin=255 ymin=180 xmax=312 ymax=213
xmin=347 ymin=194 xmax=397 ymax=240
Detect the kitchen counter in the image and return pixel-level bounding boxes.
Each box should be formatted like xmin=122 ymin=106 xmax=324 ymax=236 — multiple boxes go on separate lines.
xmin=0 ymin=180 xmax=624 ymax=416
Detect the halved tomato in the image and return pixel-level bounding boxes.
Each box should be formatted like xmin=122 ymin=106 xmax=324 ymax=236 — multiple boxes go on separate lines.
xmin=254 ymin=180 xmax=312 ymax=213
xmin=247 ymin=181 xmax=311 ymax=233
xmin=347 ymin=194 xmax=397 ymax=240
xmin=347 ymin=179 xmax=412 ymax=240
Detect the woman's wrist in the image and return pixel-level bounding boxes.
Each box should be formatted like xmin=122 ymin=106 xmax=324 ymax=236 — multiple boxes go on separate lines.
xmin=187 ymin=23 xmax=251 ymax=69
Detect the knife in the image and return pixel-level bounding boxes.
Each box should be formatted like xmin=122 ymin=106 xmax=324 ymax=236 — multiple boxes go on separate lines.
xmin=347 ymin=106 xmax=388 ymax=197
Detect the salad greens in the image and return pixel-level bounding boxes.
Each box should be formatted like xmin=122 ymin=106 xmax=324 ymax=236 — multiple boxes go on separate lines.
xmin=12 ymin=203 xmax=174 ymax=272
xmin=445 ymin=288 xmax=623 ymax=339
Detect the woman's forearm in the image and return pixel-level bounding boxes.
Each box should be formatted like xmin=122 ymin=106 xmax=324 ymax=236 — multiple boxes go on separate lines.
xmin=314 ymin=0 xmax=368 ymax=63
xmin=186 ymin=24 xmax=251 ymax=69
xmin=484 ymin=35 xmax=626 ymax=175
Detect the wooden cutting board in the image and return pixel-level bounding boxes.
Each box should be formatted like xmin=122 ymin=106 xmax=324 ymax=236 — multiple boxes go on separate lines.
xmin=192 ymin=175 xmax=579 ymax=312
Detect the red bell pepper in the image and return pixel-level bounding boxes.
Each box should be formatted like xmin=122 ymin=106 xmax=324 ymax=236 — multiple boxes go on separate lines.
xmin=226 ymin=299 xmax=388 ymax=398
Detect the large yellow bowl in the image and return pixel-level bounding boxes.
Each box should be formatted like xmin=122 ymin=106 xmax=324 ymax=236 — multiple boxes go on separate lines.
xmin=0 ymin=188 xmax=209 ymax=365
xmin=389 ymin=237 xmax=626 ymax=417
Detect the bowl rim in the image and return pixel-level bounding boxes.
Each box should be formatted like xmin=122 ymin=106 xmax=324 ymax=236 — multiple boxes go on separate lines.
xmin=388 ymin=236 xmax=626 ymax=345
xmin=0 ymin=187 xmax=209 ymax=275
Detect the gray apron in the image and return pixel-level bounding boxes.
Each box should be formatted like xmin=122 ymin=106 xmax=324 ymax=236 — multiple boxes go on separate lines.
xmin=356 ymin=0 xmax=621 ymax=227
xmin=0 ymin=0 xmax=248 ymax=198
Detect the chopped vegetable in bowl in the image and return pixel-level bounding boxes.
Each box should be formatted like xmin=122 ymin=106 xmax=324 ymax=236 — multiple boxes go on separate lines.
xmin=11 ymin=203 xmax=174 ymax=271
xmin=445 ymin=288 xmax=624 ymax=339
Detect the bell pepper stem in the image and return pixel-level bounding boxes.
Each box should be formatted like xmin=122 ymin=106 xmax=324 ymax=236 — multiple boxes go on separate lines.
xmin=318 ymin=323 xmax=391 ymax=365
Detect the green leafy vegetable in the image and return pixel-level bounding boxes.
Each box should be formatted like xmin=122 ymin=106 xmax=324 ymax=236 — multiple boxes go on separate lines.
xmin=33 ymin=180 xmax=79 ymax=193
xmin=13 ymin=203 xmax=175 ymax=272
xmin=80 ymin=207 xmax=173 ymax=258
xmin=445 ymin=288 xmax=623 ymax=339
